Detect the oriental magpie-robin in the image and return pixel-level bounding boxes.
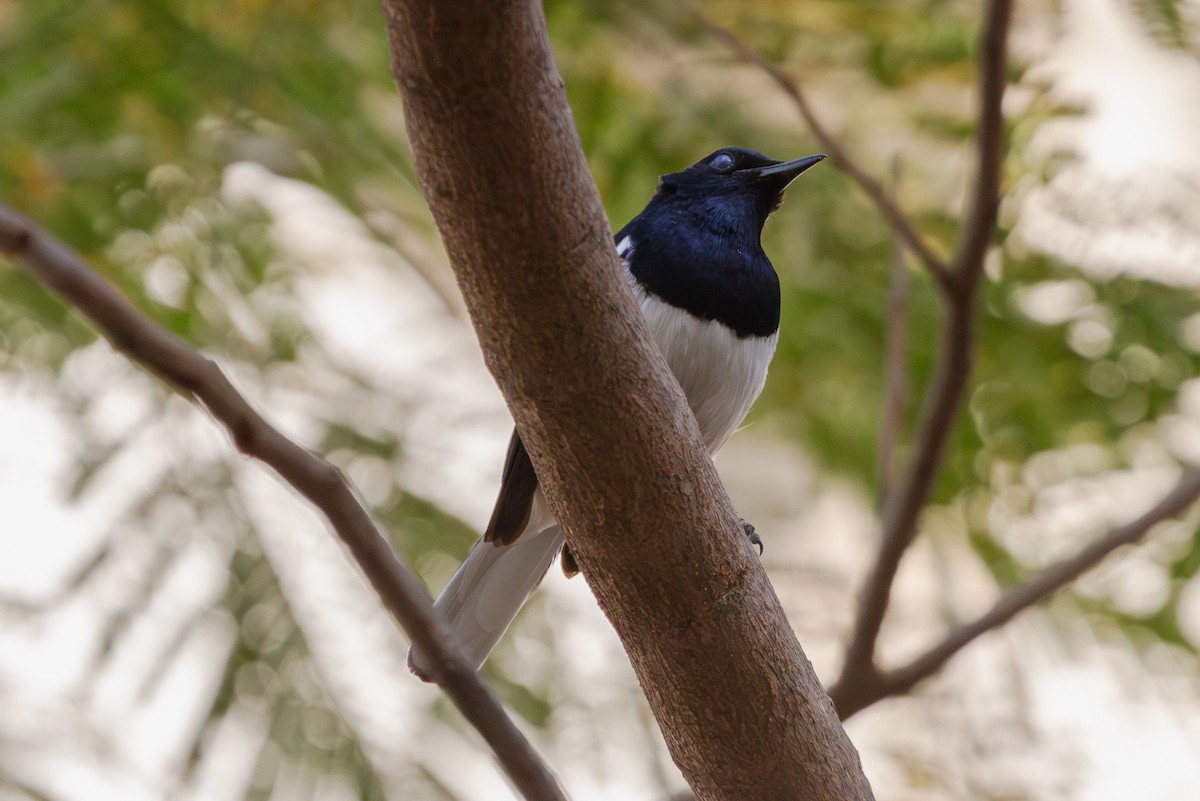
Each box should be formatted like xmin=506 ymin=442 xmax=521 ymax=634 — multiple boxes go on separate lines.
xmin=409 ymin=147 xmax=825 ymax=679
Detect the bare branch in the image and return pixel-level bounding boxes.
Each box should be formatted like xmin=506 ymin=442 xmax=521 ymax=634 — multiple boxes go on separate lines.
xmin=838 ymin=290 xmax=977 ymax=690
xmin=947 ymin=0 xmax=1013 ymax=284
xmin=693 ymin=8 xmax=951 ymax=289
xmin=0 ymin=204 xmax=568 ymax=801
xmin=835 ymin=0 xmax=1015 ymax=694
xmin=832 ymin=468 xmax=1200 ymax=718
xmin=877 ymin=157 xmax=910 ymax=507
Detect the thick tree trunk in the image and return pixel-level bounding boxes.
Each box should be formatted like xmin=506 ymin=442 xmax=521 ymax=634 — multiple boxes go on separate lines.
xmin=378 ymin=1 xmax=874 ymax=798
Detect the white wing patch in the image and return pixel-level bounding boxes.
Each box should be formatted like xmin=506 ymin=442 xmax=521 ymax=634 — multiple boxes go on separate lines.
xmin=616 ymin=235 xmax=634 ymax=260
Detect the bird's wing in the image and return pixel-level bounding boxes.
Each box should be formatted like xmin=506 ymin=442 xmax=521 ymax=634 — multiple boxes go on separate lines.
xmin=483 ymin=230 xmax=630 ymax=549
xmin=484 ymin=428 xmax=538 ymax=546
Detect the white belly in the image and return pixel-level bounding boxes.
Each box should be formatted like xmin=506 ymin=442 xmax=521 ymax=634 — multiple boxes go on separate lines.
xmin=634 ymin=288 xmax=777 ymax=453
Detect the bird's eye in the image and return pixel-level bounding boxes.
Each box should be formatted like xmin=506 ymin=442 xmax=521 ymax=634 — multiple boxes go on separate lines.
xmin=711 ymin=153 xmax=735 ymax=172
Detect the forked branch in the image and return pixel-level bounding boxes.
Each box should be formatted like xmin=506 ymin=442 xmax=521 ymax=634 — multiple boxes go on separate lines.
xmin=832 ymin=468 xmax=1200 ymax=718
xmin=697 ymin=0 xmax=1022 ymax=704
xmin=835 ymin=0 xmax=1015 ymax=699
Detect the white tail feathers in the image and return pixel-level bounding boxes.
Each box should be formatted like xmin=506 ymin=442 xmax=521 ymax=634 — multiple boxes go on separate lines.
xmin=408 ymin=525 xmax=564 ymax=680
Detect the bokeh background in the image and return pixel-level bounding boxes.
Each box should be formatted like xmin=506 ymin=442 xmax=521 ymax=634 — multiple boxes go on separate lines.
xmin=3 ymin=0 xmax=1200 ymax=798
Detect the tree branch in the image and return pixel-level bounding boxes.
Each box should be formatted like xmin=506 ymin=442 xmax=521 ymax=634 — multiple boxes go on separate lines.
xmin=946 ymin=0 xmax=1013 ymax=284
xmin=837 ymin=291 xmax=978 ymax=692
xmin=877 ymin=158 xmax=910 ymax=507
xmin=693 ymin=8 xmax=951 ymax=289
xmin=832 ymin=467 xmax=1200 ymax=718
xmin=378 ymin=1 xmax=873 ymax=799
xmin=0 ymin=205 xmax=568 ymax=801
xmin=833 ymin=0 xmax=1014 ymax=698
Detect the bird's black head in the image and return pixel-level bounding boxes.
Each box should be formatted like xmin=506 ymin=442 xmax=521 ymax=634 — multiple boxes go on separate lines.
xmin=617 ymin=147 xmax=824 ymax=338
xmin=657 ymin=147 xmax=826 ymax=229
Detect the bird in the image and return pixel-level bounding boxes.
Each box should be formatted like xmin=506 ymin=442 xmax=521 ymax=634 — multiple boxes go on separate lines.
xmin=408 ymin=147 xmax=825 ymax=680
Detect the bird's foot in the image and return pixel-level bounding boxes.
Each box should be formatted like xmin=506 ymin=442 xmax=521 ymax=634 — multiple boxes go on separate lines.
xmin=740 ymin=518 xmax=763 ymax=555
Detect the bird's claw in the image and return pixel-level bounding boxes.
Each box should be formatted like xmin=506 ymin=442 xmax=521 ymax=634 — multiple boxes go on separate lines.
xmin=740 ymin=518 xmax=763 ymax=555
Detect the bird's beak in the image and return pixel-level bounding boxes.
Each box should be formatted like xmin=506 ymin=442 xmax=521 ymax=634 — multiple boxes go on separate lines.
xmin=754 ymin=153 xmax=827 ymax=185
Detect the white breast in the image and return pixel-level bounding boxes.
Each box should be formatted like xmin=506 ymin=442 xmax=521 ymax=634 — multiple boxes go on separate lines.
xmin=618 ymin=234 xmax=776 ymax=453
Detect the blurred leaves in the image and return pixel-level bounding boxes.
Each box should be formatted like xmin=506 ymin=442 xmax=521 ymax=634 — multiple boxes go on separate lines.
xmin=1126 ymin=0 xmax=1200 ymax=54
xmin=205 ymin=539 xmax=388 ymax=801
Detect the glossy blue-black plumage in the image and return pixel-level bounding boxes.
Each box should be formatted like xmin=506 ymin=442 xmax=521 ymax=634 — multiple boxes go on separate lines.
xmin=617 ymin=147 xmax=824 ymax=339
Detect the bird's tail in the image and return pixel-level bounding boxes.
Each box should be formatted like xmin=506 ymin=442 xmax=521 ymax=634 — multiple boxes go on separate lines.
xmin=408 ymin=525 xmax=564 ymax=680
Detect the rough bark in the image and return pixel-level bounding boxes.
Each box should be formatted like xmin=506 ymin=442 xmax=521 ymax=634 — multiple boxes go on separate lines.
xmin=378 ymin=1 xmax=874 ymax=799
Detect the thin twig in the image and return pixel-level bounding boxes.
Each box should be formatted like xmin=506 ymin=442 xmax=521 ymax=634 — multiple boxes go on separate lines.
xmin=832 ymin=468 xmax=1200 ymax=718
xmin=877 ymin=157 xmax=909 ymax=507
xmin=0 ymin=204 xmax=568 ymax=801
xmin=693 ymin=8 xmax=952 ymax=290
xmin=834 ymin=0 xmax=1015 ymax=695
xmin=947 ymin=0 xmax=1012 ymax=284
